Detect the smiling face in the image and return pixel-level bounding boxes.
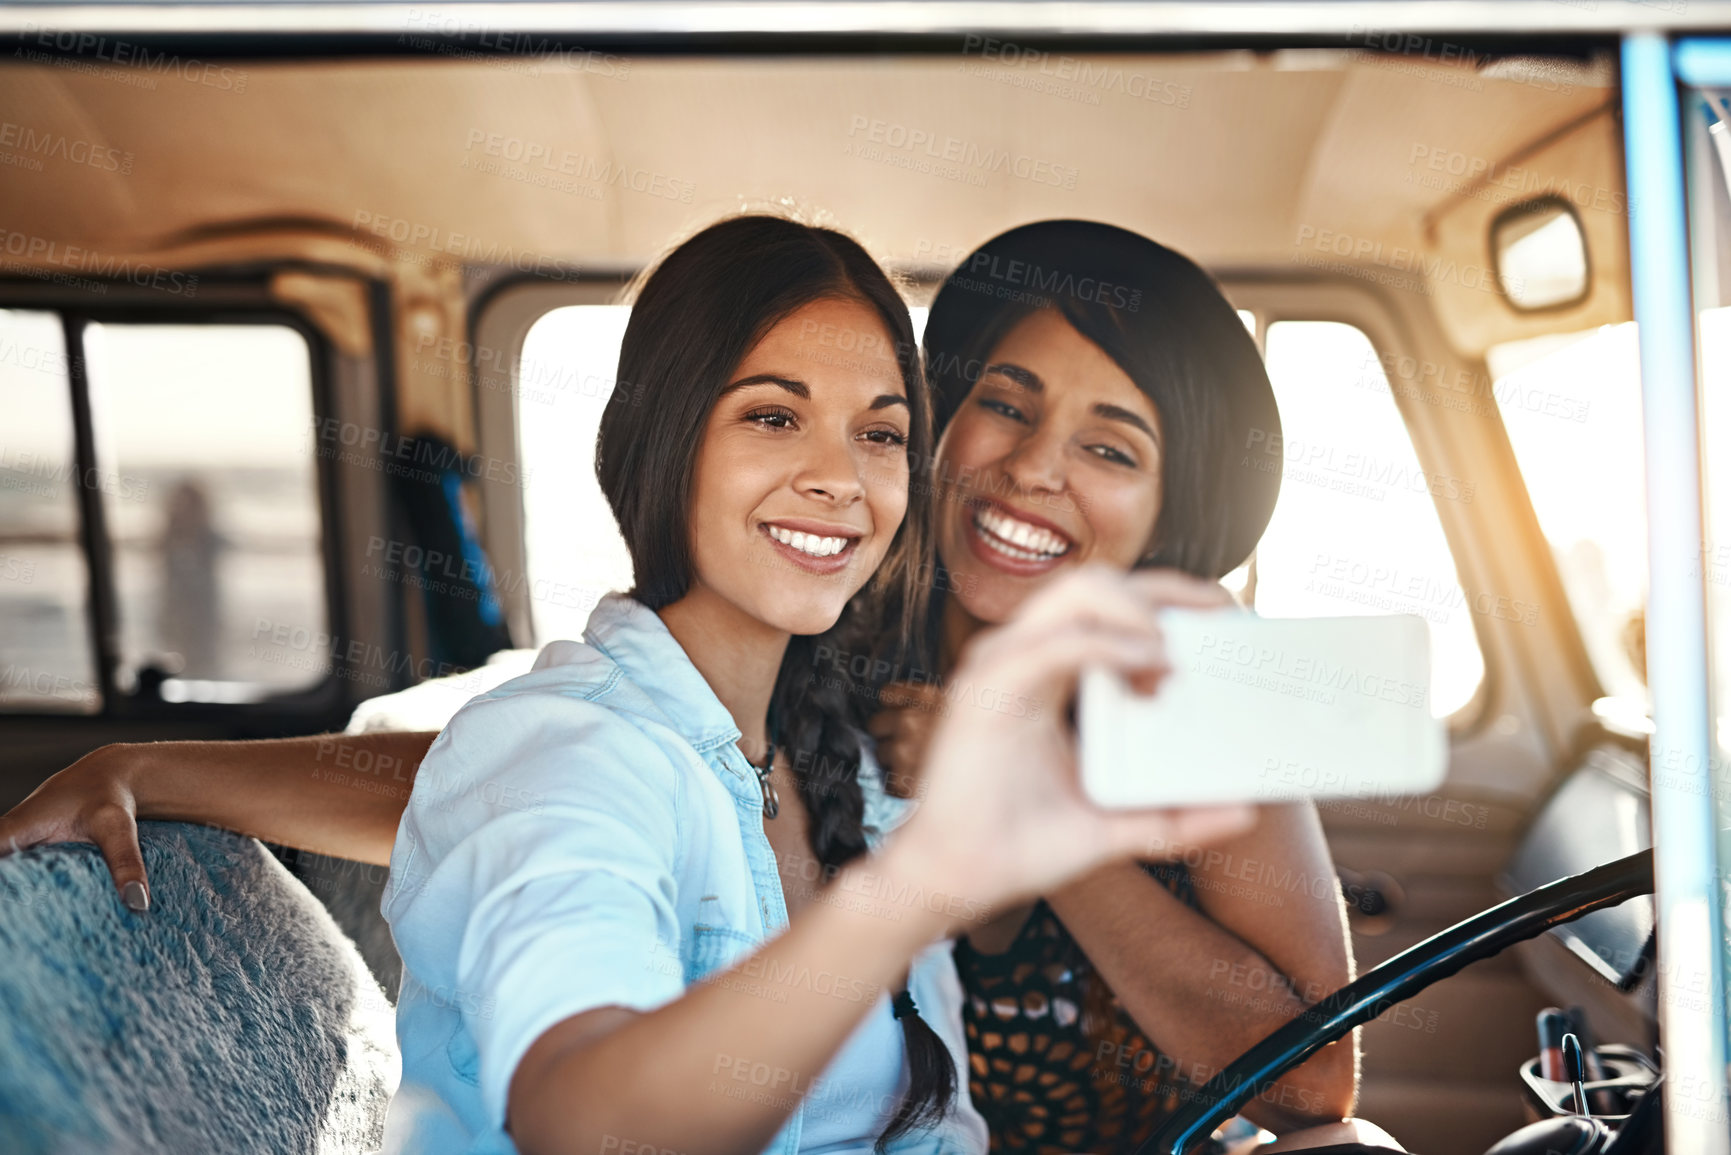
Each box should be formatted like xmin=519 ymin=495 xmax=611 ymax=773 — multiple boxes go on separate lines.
xmin=935 ymin=308 xmax=1164 ymax=624
xmin=682 ymin=296 xmax=912 ymax=639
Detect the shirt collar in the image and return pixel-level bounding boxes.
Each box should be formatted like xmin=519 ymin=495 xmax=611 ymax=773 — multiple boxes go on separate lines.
xmin=571 ymin=591 xmax=744 ymax=754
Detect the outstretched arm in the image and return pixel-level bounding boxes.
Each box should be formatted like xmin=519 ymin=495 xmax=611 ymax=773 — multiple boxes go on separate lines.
xmin=0 ymin=731 xmax=434 ymax=908
xmin=496 ymin=568 xmax=1260 ymax=1154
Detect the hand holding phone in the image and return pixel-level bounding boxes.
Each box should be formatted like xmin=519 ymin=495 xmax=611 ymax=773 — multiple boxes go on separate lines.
xmin=1078 ymin=610 xmax=1447 ymax=808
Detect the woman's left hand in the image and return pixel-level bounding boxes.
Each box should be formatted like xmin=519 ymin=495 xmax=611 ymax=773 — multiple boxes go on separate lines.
xmin=0 ymin=746 xmax=150 ymax=910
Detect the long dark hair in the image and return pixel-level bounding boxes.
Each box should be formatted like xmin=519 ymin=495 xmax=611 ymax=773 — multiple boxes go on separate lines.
xmin=595 ymin=214 xmax=954 ymax=1148
xmin=922 ymin=219 xmax=1283 ymax=1054
xmin=923 ymin=218 xmax=1281 ymax=580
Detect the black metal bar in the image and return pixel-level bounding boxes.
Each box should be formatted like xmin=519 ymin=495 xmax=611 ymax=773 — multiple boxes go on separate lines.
xmin=1141 ymin=849 xmax=1655 ymax=1155
xmin=61 ymin=313 xmax=121 ymax=705
xmin=368 ymin=278 xmax=412 ymax=694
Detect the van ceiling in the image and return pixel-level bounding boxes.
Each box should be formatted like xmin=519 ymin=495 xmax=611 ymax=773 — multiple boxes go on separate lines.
xmin=1 ymin=51 xmax=1619 ymax=345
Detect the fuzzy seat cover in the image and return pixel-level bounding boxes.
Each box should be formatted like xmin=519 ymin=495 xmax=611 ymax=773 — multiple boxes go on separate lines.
xmin=0 ymin=821 xmax=399 ymax=1154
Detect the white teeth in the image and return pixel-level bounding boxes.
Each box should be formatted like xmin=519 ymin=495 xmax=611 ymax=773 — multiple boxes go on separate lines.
xmin=973 ymin=505 xmax=1071 ymax=561
xmin=767 ymin=525 xmax=851 ymax=558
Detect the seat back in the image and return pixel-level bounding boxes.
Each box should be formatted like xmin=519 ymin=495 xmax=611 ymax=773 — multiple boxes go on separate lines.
xmin=0 ymin=821 xmax=398 ymax=1155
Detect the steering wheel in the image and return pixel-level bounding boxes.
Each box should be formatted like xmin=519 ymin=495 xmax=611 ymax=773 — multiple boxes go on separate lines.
xmin=1138 ymin=849 xmax=1657 ymax=1155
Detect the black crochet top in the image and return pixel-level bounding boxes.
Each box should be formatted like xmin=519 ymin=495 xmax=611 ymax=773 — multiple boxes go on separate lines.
xmin=951 ymin=863 xmax=1200 ymax=1153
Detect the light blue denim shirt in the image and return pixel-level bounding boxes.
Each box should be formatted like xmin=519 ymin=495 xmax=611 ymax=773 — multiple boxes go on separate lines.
xmin=380 ymin=592 xmax=988 ymax=1155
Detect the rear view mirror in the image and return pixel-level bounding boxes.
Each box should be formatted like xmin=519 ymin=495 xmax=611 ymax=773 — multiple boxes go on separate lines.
xmin=1492 ymin=196 xmax=1590 ymax=310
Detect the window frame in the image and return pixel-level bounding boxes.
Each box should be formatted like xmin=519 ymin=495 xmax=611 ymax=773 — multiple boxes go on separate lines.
xmin=0 ymin=283 xmax=349 ymax=720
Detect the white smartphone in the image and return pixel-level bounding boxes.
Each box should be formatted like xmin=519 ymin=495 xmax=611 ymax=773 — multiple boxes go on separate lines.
xmin=1078 ymin=609 xmax=1447 ymax=808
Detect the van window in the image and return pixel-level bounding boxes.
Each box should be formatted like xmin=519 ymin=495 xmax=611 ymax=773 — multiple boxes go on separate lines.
xmin=1486 ymin=323 xmax=1647 ymax=705
xmin=1252 ymin=321 xmax=1487 ymax=718
xmin=0 ymin=313 xmax=330 ymax=711
xmin=515 ymin=305 xmax=636 ymax=644
xmin=0 ymin=309 xmax=97 ymax=710
xmin=81 ymin=322 xmax=328 ymax=700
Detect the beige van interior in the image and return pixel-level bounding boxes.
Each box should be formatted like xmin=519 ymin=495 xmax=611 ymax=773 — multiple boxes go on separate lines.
xmin=0 ymin=39 xmax=1652 ymax=1155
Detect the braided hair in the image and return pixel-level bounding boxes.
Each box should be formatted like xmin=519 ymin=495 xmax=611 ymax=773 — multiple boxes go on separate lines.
xmin=595 ymin=214 xmax=954 ymax=1150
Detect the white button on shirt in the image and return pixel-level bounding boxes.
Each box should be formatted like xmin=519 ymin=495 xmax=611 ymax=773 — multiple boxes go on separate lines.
xmin=380 ymin=593 xmax=988 ymax=1155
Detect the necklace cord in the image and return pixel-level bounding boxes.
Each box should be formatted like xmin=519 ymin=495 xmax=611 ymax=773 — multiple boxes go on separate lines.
xmin=753 ymin=740 xmax=779 ymax=820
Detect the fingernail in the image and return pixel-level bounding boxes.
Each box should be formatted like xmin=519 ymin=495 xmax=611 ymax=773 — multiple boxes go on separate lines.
xmin=122 ymin=881 xmax=149 ymax=912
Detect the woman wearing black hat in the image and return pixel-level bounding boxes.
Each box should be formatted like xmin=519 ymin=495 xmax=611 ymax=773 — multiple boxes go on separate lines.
xmin=866 ymin=220 xmax=1366 ymax=1152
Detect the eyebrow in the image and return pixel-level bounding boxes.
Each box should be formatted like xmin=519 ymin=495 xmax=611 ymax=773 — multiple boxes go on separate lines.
xmin=983 ymin=362 xmax=1042 ymax=392
xmin=1094 ymin=403 xmax=1161 ymax=448
xmin=724 ymin=373 xmax=809 ymax=398
xmin=725 ymin=373 xmax=908 ymax=413
xmin=983 ymin=361 xmax=1160 ymax=448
